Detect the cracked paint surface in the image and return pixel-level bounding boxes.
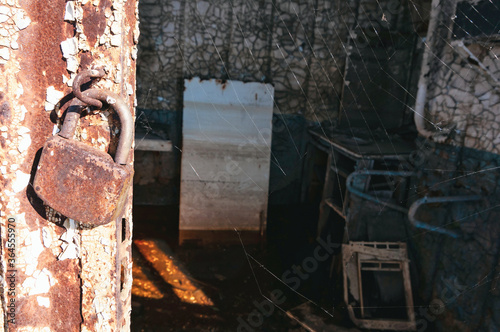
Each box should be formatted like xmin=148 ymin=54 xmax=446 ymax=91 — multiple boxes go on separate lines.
xmin=1 ymin=0 xmax=136 ymax=330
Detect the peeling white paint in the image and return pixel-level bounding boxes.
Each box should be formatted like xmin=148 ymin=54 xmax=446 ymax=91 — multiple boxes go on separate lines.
xmin=126 ymin=82 xmax=133 ymax=95
xmin=64 ymin=1 xmax=76 ymax=21
xmin=42 ymin=228 xmax=52 ymax=248
xmin=0 ymin=14 xmax=9 ymax=24
xmin=37 ymin=296 xmax=50 ymax=308
xmin=58 ymin=218 xmax=80 ymax=260
xmin=46 ymin=86 xmax=65 ymax=105
xmin=17 ymin=133 xmax=31 ymax=153
xmin=0 ymin=6 xmax=10 ymax=15
xmin=78 ymin=33 xmax=90 ymax=51
xmin=44 ymin=101 xmax=55 ymax=112
xmin=66 ymin=55 xmax=79 ymax=73
xmin=61 ymin=37 xmax=78 ymax=59
xmin=110 ymin=21 xmax=120 ymax=35
xmin=16 ymin=83 xmax=24 ymax=98
xmin=12 ymin=170 xmax=30 ymax=193
xmin=0 ymin=47 xmax=10 ymax=60
xmin=110 ymin=34 xmax=121 ymax=47
xmin=13 ymin=10 xmax=31 ymax=30
xmin=17 ymin=127 xmax=30 ymax=136
xmin=19 ymin=105 xmax=27 ymax=121
xmin=52 ymin=124 xmax=61 ymax=136
xmin=23 ymin=230 xmax=45 ymax=276
xmin=22 ymin=269 xmax=54 ymax=296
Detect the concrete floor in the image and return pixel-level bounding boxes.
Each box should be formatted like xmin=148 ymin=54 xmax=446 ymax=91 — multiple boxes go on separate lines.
xmin=131 ymin=205 xmax=357 ymax=331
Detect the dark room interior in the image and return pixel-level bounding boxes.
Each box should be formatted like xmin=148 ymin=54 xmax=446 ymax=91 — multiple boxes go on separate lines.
xmin=120 ymin=0 xmax=500 ymax=331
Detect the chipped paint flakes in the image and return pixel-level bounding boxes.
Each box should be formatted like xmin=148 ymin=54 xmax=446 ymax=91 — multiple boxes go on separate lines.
xmin=64 ymin=1 xmax=76 ymax=21
xmin=13 ymin=10 xmax=30 ymax=30
xmin=78 ymin=33 xmax=90 ymax=51
xmin=110 ymin=34 xmax=121 ymax=47
xmin=52 ymin=124 xmax=61 ymax=136
xmin=0 ymin=6 xmax=10 ymax=16
xmin=66 ymin=55 xmax=79 ymax=73
xmin=37 ymin=296 xmax=51 ymax=308
xmin=61 ymin=37 xmax=78 ymax=59
xmin=16 ymin=83 xmax=24 ymax=98
xmin=0 ymin=14 xmax=9 ymax=24
xmin=46 ymin=86 xmax=65 ymax=105
xmin=42 ymin=228 xmax=52 ymax=248
xmin=110 ymin=21 xmax=121 ymax=35
xmin=45 ymin=85 xmax=63 ymax=110
xmin=12 ymin=170 xmax=30 ymax=193
xmin=23 ymin=230 xmax=46 ymax=276
xmin=126 ymin=82 xmax=134 ymax=95
xmin=19 ymin=105 xmax=28 ymax=121
xmin=58 ymin=218 xmax=80 ymax=260
xmin=17 ymin=132 xmax=30 ymax=153
xmin=22 ymin=269 xmax=55 ymax=296
xmin=0 ymin=47 xmax=9 ymax=60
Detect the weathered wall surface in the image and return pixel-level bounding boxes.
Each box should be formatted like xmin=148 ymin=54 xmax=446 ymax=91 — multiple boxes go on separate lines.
xmin=408 ymin=143 xmax=500 ymax=331
xmin=427 ymin=44 xmax=500 ymax=154
xmin=404 ymin=1 xmax=500 ymax=330
xmin=0 ymin=0 xmax=137 ymax=330
xmin=133 ymin=0 xmax=417 ymax=205
xmin=136 ymin=0 xmax=356 ymax=123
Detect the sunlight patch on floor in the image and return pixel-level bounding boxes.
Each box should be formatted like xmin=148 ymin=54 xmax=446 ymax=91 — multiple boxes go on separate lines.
xmin=134 ymin=239 xmax=214 ymax=306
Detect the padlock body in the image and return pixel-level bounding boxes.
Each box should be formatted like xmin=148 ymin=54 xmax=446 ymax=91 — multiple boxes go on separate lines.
xmin=34 ymin=135 xmax=133 ymax=226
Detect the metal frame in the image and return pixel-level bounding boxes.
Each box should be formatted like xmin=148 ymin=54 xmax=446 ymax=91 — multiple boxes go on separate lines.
xmin=342 ymin=242 xmax=417 ymax=331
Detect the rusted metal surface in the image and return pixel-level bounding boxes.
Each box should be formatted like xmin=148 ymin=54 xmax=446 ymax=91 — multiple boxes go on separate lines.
xmin=34 ymin=70 xmax=134 ymax=227
xmin=33 ymin=131 xmax=133 ymax=227
xmin=0 ymin=0 xmax=137 ymax=330
xmin=342 ymin=242 xmax=417 ymax=331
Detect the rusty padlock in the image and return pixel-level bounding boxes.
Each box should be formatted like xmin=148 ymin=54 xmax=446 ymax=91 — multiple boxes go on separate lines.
xmin=34 ymin=70 xmax=134 ymax=226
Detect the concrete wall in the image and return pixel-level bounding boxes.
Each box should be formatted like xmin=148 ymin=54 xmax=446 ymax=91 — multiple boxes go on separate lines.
xmin=409 ymin=1 xmax=500 ymax=330
xmin=136 ymin=0 xmax=356 ymax=122
xmin=133 ymin=0 xmax=416 ymax=205
xmin=409 ymin=143 xmax=500 ymax=331
xmin=427 ymin=44 xmax=500 ymax=154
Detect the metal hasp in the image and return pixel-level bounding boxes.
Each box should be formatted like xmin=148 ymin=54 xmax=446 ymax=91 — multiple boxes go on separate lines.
xmin=408 ymin=195 xmax=483 ymax=238
xmin=342 ymin=242 xmax=417 ymax=331
xmin=33 ymin=70 xmax=134 ymax=227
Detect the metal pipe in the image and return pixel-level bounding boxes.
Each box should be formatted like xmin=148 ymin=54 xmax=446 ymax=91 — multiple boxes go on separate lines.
xmin=414 ymin=0 xmax=457 ymax=141
xmin=408 ymin=195 xmax=482 ymax=238
xmin=346 ymin=170 xmax=415 ymax=214
xmin=347 ymin=170 xmax=482 ymax=238
xmin=414 ymin=0 xmax=440 ymax=139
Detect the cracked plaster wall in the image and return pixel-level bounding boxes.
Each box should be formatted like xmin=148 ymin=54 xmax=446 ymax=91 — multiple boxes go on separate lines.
xmin=136 ymin=0 xmax=358 ymax=123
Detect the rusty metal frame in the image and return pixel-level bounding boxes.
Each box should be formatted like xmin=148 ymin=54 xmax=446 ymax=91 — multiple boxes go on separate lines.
xmin=0 ymin=0 xmax=138 ymax=330
xmin=342 ymin=242 xmax=417 ymax=331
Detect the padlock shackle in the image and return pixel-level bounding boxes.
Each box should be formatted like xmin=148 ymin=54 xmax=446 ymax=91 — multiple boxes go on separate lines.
xmin=59 ymin=89 xmax=133 ymax=165
xmin=82 ymin=89 xmax=133 ymax=165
